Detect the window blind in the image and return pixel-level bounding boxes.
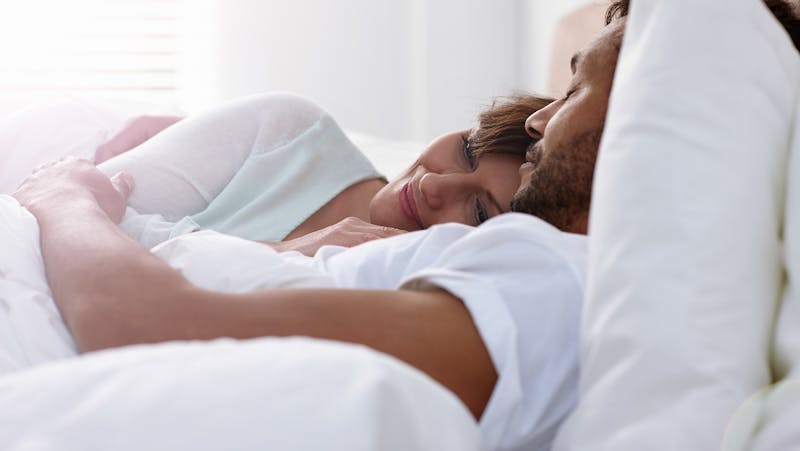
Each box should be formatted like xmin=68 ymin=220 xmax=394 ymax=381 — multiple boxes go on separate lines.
xmin=0 ymin=0 xmax=179 ymax=103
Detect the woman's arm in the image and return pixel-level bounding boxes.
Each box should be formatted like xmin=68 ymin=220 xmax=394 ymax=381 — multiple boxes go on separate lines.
xmin=14 ymin=159 xmax=496 ymax=419
xmin=95 ymin=115 xmax=183 ymax=163
xmin=96 ymin=93 xmax=331 ymax=222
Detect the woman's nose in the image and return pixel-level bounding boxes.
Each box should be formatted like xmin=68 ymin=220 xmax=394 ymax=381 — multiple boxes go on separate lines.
xmin=419 ymin=172 xmax=464 ymax=210
xmin=525 ymin=99 xmax=562 ymax=140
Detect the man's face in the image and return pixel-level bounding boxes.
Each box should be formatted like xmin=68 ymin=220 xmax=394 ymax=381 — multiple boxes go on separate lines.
xmin=511 ymin=20 xmax=624 ymax=234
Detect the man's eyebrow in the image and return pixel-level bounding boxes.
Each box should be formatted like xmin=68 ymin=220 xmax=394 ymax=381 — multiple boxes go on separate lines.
xmin=570 ymin=51 xmax=583 ymax=74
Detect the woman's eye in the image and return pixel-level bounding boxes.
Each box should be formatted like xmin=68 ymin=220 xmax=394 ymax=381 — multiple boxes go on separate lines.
xmin=462 ymin=135 xmax=476 ymax=170
xmin=474 ymin=198 xmax=489 ymax=225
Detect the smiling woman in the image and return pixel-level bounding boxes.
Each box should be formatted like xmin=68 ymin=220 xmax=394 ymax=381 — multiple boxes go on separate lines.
xmin=92 ymin=92 xmax=552 ymax=255
xmin=370 ymin=94 xmax=553 ymax=231
xmin=370 ymin=131 xmax=527 ymax=230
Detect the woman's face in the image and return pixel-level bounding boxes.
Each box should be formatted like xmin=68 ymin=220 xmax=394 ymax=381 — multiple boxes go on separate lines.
xmin=369 ymin=130 xmax=524 ymax=231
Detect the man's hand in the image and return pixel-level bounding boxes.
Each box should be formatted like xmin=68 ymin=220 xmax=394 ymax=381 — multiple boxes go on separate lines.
xmin=13 ymin=157 xmax=134 ymax=224
xmin=269 ymin=217 xmax=406 ymax=256
xmin=95 ymin=115 xmax=183 ymax=163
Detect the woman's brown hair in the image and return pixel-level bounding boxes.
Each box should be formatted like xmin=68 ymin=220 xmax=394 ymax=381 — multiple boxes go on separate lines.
xmin=470 ymin=94 xmax=554 ymax=161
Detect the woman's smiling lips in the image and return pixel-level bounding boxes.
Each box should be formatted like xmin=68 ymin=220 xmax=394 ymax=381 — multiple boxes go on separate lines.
xmin=399 ymin=182 xmax=423 ymax=229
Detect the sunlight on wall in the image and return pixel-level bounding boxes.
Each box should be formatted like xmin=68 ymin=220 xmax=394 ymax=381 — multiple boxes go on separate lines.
xmin=0 ymin=0 xmax=598 ymax=140
xmin=0 ymin=0 xmax=179 ymax=103
xmin=175 ymin=0 xmax=216 ymax=114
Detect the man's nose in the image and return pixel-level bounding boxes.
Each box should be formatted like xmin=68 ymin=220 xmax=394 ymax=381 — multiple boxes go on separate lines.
xmin=525 ymin=99 xmax=562 ymax=140
xmin=419 ymin=172 xmax=465 ymax=210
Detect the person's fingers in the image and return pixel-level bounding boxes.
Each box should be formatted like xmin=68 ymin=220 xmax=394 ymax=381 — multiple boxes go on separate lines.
xmin=109 ymin=171 xmax=135 ymax=201
xmin=373 ymin=225 xmax=406 ymax=237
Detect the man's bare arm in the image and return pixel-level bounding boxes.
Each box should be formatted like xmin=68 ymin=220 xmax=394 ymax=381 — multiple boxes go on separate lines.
xmin=15 ymin=159 xmax=496 ymax=418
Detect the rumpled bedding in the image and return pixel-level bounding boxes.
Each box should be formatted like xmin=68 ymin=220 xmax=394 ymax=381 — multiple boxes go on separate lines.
xmin=0 ymin=337 xmax=480 ymax=451
xmin=0 ymin=194 xmax=335 ymax=374
xmin=0 ymin=195 xmax=76 ymax=371
xmin=0 ymin=98 xmax=477 ymax=450
xmin=0 ymin=193 xmax=479 ymax=451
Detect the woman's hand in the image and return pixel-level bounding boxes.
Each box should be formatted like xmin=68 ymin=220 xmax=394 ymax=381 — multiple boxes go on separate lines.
xmin=95 ymin=115 xmax=183 ymax=163
xmin=13 ymin=157 xmax=134 ymax=224
xmin=269 ymin=217 xmax=406 ymax=256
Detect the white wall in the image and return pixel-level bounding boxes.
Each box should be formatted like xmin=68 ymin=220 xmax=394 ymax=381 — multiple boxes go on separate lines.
xmin=520 ymin=0 xmax=598 ymax=97
xmin=177 ymin=0 xmax=594 ymax=141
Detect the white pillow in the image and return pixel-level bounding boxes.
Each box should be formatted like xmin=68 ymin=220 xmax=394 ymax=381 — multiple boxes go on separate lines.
xmin=554 ymin=0 xmax=800 ymax=450
xmin=746 ymin=84 xmax=800 ymax=451
xmin=773 ymin=97 xmax=800 ymax=383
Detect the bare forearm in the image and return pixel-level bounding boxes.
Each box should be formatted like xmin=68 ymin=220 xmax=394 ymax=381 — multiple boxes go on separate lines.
xmin=34 ymin=197 xmax=189 ymax=351
xmin=125 ymin=286 xmax=497 ymax=418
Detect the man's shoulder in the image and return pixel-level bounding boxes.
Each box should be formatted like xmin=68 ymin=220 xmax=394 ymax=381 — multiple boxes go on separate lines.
xmin=402 ymin=213 xmax=585 ymax=262
xmin=468 ymin=213 xmax=588 ymax=282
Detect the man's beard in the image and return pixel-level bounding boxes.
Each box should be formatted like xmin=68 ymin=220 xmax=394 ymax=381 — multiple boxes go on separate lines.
xmin=511 ymin=129 xmax=602 ymax=232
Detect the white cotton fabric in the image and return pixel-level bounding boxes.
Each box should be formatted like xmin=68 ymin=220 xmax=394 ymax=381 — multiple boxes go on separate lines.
xmin=0 ymin=196 xmax=76 ymax=371
xmin=313 ymin=213 xmax=586 ymax=451
xmin=0 ymin=337 xmax=481 ymax=451
xmin=554 ymin=1 xmax=800 ymax=450
xmin=772 ymin=91 xmax=800 ymax=387
xmin=150 ymin=230 xmax=335 ymax=291
xmin=747 ymin=69 xmax=800 ymax=451
xmin=746 ymin=380 xmax=800 ymax=451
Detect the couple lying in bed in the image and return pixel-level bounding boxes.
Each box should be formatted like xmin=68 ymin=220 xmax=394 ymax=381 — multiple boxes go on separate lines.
xmin=20 ymin=0 xmax=795 ymax=447
xmin=7 ymin=86 xmax=585 ymax=450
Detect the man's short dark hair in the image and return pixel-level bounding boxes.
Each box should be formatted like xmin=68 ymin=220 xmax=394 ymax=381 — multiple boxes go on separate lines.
xmin=606 ymin=0 xmax=800 ymax=51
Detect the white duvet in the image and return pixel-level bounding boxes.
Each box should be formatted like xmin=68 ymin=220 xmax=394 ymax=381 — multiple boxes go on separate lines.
xmin=0 ymin=337 xmax=480 ymax=451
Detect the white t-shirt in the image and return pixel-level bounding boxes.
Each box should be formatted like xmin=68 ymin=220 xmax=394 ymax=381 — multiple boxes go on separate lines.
xmin=150 ymin=212 xmax=586 ymax=451
xmin=149 ymin=212 xmax=586 ymax=451
xmin=309 ymin=213 xmax=586 ymax=451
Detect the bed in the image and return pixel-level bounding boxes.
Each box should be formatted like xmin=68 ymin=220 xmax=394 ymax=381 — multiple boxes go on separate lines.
xmin=2 ymin=0 xmax=800 ymax=449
